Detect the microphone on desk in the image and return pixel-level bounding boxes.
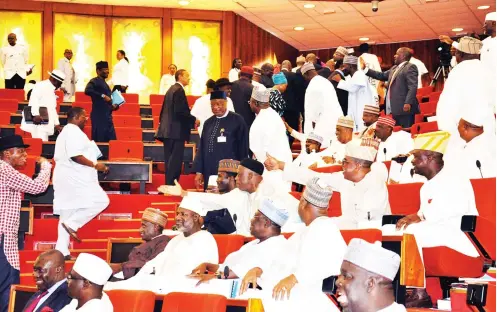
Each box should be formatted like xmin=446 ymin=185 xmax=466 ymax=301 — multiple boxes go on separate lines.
xmin=410 ymin=168 xmax=415 ymax=178
xmin=476 ymin=160 xmax=484 ymax=178
xmin=233 ymin=214 xmax=237 ymax=234
xmin=224 ymin=266 xmax=230 ymax=279
xmin=383 ymin=148 xmax=387 ymax=161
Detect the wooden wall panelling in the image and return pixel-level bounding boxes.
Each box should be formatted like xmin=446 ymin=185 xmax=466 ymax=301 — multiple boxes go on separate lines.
xmin=221 ymin=11 xmax=235 ymax=77
xmin=170 ymin=9 xmax=223 ymax=21
xmin=162 ymin=9 xmax=172 ymax=76
xmin=42 ymin=3 xmax=53 ymax=80
xmin=105 ymin=17 xmax=112 ymax=65
xmin=0 ymin=0 xmax=44 ymax=11
xmin=51 ymin=2 xmax=106 ymax=15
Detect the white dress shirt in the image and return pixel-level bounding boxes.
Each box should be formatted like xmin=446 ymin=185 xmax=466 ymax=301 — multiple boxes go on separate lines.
xmin=159 ymin=74 xmax=176 ymax=94
xmin=60 ymin=293 xmax=113 ymax=312
xmin=409 ymin=57 xmax=429 ymax=89
xmin=112 ymin=59 xmax=129 ymax=86
xmin=190 ymin=94 xmax=235 ymax=137
xmin=228 ymin=68 xmax=240 ymax=82
xmin=0 ymin=44 xmax=29 ymax=79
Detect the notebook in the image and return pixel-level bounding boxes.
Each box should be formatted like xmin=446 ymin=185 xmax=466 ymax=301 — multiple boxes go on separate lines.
xmin=111 ymin=90 xmax=126 ymax=106
xmin=23 ymin=106 xmax=49 ymax=124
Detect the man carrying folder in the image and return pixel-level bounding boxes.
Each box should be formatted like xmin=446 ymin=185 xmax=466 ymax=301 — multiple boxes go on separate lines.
xmin=85 ymin=61 xmax=119 ymax=142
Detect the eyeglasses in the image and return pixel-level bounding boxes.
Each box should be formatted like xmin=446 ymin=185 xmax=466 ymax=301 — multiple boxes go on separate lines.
xmin=66 ymin=273 xmax=86 ymax=281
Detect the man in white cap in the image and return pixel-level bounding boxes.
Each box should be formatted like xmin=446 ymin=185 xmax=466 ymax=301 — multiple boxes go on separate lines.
xmin=383 ymin=131 xmax=479 ymax=308
xmin=284 ymin=128 xmax=327 ymax=168
xmin=104 ymin=196 xmax=218 ymax=293
xmin=267 ymin=138 xmax=390 ymax=229
xmin=301 ymin=62 xmax=344 ymax=148
xmin=335 ymin=239 xmax=406 ymax=312
xmin=60 ymin=253 xmax=113 ymax=312
xmin=20 ymin=69 xmax=66 ymax=141
xmin=443 ymin=106 xmax=496 ymax=179
xmin=481 ymin=12 xmax=496 ymax=114
xmin=260 ymin=177 xmax=347 ymax=312
xmin=332 ymin=55 xmax=379 ymax=132
xmin=190 ymin=198 xmax=289 ymax=294
xmin=333 ymin=46 xmax=349 ymax=62
xmin=358 ymin=104 xmax=380 ymax=139
xmin=249 ymin=85 xmax=293 ymax=192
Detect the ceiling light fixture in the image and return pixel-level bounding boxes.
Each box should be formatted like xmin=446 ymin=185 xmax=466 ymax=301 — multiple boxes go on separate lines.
xmin=178 ymin=0 xmax=190 ymax=6
xmin=359 ymin=37 xmax=370 ymax=41
xmin=452 ymin=27 xmax=464 ymax=32
xmin=303 ymin=3 xmax=316 ymax=9
xmin=323 ymin=9 xmax=336 ymax=14
xmin=294 ymin=26 xmax=305 ymax=31
xmin=477 ymin=5 xmax=490 ymax=9
xmin=425 ymin=0 xmax=439 ymax=3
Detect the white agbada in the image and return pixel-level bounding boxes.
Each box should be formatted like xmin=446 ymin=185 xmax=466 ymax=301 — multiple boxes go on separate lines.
xmin=337 ymin=71 xmax=378 ymax=132
xmin=481 ymin=36 xmax=497 ymax=114
xmin=250 ymin=107 xmax=293 ymax=192
xmin=53 ymin=123 xmax=109 ymax=256
xmin=252 ymin=80 xmax=264 ymax=88
xmin=0 ymin=43 xmax=29 ymax=80
xmin=111 ymin=58 xmax=129 ymax=87
xmin=20 ymin=79 xmax=59 ymax=141
xmin=159 ymin=74 xmax=175 ymax=94
xmin=229 ymin=68 xmax=240 ymax=82
xmin=304 ymin=75 xmax=344 ymax=148
xmin=190 ymin=94 xmax=235 ymax=137
xmin=375 ymin=130 xmax=416 ymax=183
xmin=359 ymin=52 xmax=382 ymax=89
xmin=59 ymin=293 xmax=113 ymax=312
xmin=57 ymin=57 xmax=76 ymax=102
xmin=382 ymin=168 xmax=480 ymax=286
xmin=409 ymin=57 xmax=429 ymax=89
xmin=259 ymin=217 xmax=346 ymax=312
xmin=104 ymin=230 xmax=218 ymax=293
xmin=283 ymin=162 xmax=391 ymax=229
xmin=289 ymin=130 xmax=329 ymax=168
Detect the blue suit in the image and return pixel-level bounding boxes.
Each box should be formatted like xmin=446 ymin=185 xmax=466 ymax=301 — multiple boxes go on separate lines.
xmin=85 ymin=77 xmax=117 ymax=142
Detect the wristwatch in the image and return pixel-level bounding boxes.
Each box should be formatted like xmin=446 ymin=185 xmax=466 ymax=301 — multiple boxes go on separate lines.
xmin=101 ymin=94 xmax=105 ymax=98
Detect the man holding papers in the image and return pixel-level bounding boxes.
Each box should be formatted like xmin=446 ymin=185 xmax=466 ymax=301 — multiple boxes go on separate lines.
xmin=53 ymin=107 xmax=110 ymax=260
xmin=84 ymin=61 xmax=119 ymax=142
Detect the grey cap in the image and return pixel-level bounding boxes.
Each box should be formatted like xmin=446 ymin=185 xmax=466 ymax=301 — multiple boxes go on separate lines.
xmin=303 ymin=177 xmax=332 ymax=209
xmin=259 ymin=198 xmax=289 ymax=227
xmin=251 ymin=85 xmax=270 ymax=102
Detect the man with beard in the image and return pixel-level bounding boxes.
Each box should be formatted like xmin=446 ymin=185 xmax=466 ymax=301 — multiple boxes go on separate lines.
xmin=215 ymin=159 xmax=240 ymax=194
xmin=357 ymin=105 xmax=380 ymax=139
xmin=335 ymin=239 xmax=406 ymax=312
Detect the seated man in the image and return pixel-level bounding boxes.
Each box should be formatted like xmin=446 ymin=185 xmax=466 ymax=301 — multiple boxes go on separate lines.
xmin=23 ymin=250 xmax=71 ymax=312
xmin=60 ymin=253 xmax=113 ymax=312
xmin=215 ymin=159 xmax=240 ymax=194
xmin=110 ymin=208 xmax=170 ymax=280
xmin=356 ymin=104 xmax=379 ymax=139
xmin=259 ymin=177 xmax=347 ymax=312
xmin=384 ymin=131 xmax=479 ymax=308
xmin=266 ymin=138 xmax=390 ymax=229
xmin=190 ymin=198 xmax=289 ymax=292
xmin=104 ymin=196 xmax=218 ymax=293
xmin=335 ymin=239 xmax=406 ymax=312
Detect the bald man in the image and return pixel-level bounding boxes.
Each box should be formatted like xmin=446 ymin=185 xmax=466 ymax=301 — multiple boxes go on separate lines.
xmin=57 ymin=49 xmax=76 ymax=102
xmin=23 ymin=250 xmax=71 ymax=312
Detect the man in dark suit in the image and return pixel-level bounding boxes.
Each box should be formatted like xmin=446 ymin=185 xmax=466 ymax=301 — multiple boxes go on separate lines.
xmin=361 ymin=47 xmax=419 ymax=128
xmin=230 ymin=66 xmax=255 ymax=129
xmin=22 ymin=250 xmax=71 ymax=312
xmin=156 ymin=69 xmax=197 ymax=185
xmin=328 ymin=59 xmax=349 ymax=115
xmin=281 ymin=60 xmax=302 ymax=146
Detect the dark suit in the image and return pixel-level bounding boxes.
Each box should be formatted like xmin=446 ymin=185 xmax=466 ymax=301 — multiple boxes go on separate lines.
xmin=85 ymin=77 xmax=116 ymax=142
xmin=365 ymin=62 xmax=419 ymax=128
xmin=230 ymin=78 xmax=255 ymax=129
xmin=22 ymin=282 xmax=71 ymax=312
xmin=281 ymin=70 xmax=302 ymax=146
xmin=329 ymin=70 xmax=349 ymax=115
xmin=261 ymin=75 xmax=274 ymax=88
xmin=156 ymin=83 xmax=196 ymax=185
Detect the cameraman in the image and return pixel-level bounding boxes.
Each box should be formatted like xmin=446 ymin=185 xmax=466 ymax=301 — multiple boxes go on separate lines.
xmin=438 ymin=35 xmax=457 ymax=67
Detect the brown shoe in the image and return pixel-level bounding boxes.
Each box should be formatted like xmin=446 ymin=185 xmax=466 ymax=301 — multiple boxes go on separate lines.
xmin=61 ymin=223 xmax=82 ymax=243
xmin=405 ymin=288 xmax=433 ymax=308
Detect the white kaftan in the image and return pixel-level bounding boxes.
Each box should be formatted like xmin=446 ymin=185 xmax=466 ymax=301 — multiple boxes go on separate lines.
xmin=111 ymin=59 xmax=129 ymax=88
xmin=250 ymin=107 xmax=293 ymax=192
xmin=159 ymin=74 xmax=175 ymax=94
xmin=57 ymin=57 xmax=76 ymax=102
xmin=304 ymin=75 xmax=344 ymax=148
xmin=20 ymin=79 xmax=59 ymax=141
xmin=60 ymin=293 xmax=113 ymax=312
xmin=409 ymin=57 xmax=429 ymax=89
xmin=481 ymin=36 xmax=497 ymax=114
xmin=229 ymin=68 xmax=240 ymax=82
xmin=190 ymin=94 xmax=235 ymax=137
xmin=0 ymin=44 xmax=29 ymax=80
xmin=359 ymin=52 xmax=382 ymax=89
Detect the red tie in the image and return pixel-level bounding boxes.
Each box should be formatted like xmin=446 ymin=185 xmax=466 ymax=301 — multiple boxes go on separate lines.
xmin=24 ymin=291 xmax=48 ymax=312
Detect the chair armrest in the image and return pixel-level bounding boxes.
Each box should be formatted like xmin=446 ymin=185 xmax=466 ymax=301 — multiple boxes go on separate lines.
xmin=461 ymin=215 xmax=477 ymax=232
xmin=382 ymin=215 xmax=405 ymax=226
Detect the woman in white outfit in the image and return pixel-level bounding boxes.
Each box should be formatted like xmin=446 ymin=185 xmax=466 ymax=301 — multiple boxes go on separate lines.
xmin=112 ymin=50 xmax=129 ymax=93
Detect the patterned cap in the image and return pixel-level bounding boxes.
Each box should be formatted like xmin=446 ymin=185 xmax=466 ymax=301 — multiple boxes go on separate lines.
xmin=345 ymin=138 xmax=380 ymax=162
xmin=307 ymin=132 xmax=324 ymax=144
xmin=361 ymin=137 xmax=381 ymax=150
xmin=251 ymin=85 xmax=270 ymax=102
xmin=218 ymin=159 xmax=240 ymax=174
xmin=253 ymin=66 xmax=262 ymax=76
xmin=412 ymin=131 xmax=451 ymax=154
xmin=300 ymin=62 xmax=316 ymax=74
xmin=377 ymin=116 xmax=396 ymax=128
xmin=142 ymin=207 xmax=168 ymax=228
xmin=259 ymin=197 xmax=289 ymax=227
xmin=303 ymin=177 xmax=333 ymax=209
xmin=343 ymin=55 xmax=358 ymax=65
xmin=241 ymin=66 xmax=254 ymax=75
xmin=337 ymin=116 xmax=355 ymax=129
xmin=452 ymin=36 xmax=482 ymax=55
xmin=335 ymin=46 xmax=349 ymax=56
xmin=363 ymin=105 xmax=380 ymax=115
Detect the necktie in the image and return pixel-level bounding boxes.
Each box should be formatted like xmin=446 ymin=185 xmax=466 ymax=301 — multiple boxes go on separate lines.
xmin=24 ymin=291 xmax=48 ymax=312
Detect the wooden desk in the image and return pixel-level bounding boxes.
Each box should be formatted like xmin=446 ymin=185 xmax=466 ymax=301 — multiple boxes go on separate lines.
xmin=98 ymin=161 xmax=152 ymax=194
xmin=144 ymin=143 xmax=196 ymax=163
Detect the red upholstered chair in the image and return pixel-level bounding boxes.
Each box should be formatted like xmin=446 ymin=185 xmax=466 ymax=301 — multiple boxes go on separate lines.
xmin=17 ymin=156 xmax=36 ymax=177
xmin=0 ymin=99 xmax=19 ymax=113
xmin=470 ymin=178 xmax=496 ymax=260
xmin=115 ymin=127 xmax=142 ymax=141
xmin=114 ymin=104 xmax=140 ymax=116
xmin=212 ymin=234 xmax=245 ymax=263
xmin=416 ymin=86 xmax=434 ymax=97
xmin=122 ymin=93 xmax=139 ymax=104
xmin=186 ymin=95 xmax=200 ymax=109
xmin=108 ymin=140 xmax=144 ymax=161
xmin=161 ymin=292 xmax=227 ymax=312
xmin=75 ymin=92 xmax=91 ymax=102
xmin=150 ymin=94 xmax=165 ymax=105
xmin=23 ymin=138 xmax=43 ymax=156
xmin=0 ymin=88 xmax=25 ymax=101
xmin=0 ymin=111 xmax=11 ymax=125
xmin=55 ymin=89 xmax=64 ymax=104
xmin=72 ymin=102 xmax=92 ymax=114
xmin=106 ymin=289 xmax=156 ymax=312
xmin=419 ymin=101 xmax=437 ymax=117
xmin=387 ymin=183 xmax=423 ymax=215
xmin=428 ymin=91 xmax=442 ymax=103
xmin=15 ymin=124 xmax=31 ymax=138
xmin=341 ymin=229 xmax=383 ymax=244
xmin=151 ymin=104 xmax=162 ymax=117
xmin=410 ymin=121 xmax=438 ymax=137
xmin=113 ymin=115 xmax=142 ymax=128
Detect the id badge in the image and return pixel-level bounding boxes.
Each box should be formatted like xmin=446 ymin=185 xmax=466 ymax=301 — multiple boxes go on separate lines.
xmin=217 ymin=136 xmax=226 ymax=143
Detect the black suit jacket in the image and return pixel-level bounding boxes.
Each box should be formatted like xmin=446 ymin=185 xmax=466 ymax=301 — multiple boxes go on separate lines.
xmin=329 ymin=70 xmax=349 ymax=115
xmin=365 ymin=62 xmax=419 ymax=116
xmin=281 ymin=70 xmax=300 ymax=113
xmin=22 ymin=282 xmax=72 ymax=312
xmin=230 ymin=78 xmax=255 ymax=129
xmin=156 ymin=83 xmax=196 ymax=141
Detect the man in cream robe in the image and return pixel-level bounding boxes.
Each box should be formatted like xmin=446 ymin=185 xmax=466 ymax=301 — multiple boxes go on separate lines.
xmin=481 ymin=12 xmax=497 ymax=114
xmin=57 ymin=49 xmax=76 ymax=102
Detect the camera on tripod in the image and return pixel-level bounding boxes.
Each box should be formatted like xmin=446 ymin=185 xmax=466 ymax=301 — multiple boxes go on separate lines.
xmin=437 ymin=42 xmax=453 ymax=67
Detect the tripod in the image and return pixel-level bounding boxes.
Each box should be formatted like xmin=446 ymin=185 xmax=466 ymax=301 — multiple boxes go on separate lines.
xmin=430 ymin=62 xmax=452 ymax=86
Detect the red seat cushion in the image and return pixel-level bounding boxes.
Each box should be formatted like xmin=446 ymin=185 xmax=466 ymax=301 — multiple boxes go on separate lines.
xmin=212 ymin=234 xmax=245 ymax=264
xmin=387 ymin=183 xmax=423 ymax=215
xmin=424 ymin=246 xmax=484 ymax=278
xmin=106 ymin=290 xmax=156 ymax=312
xmin=162 ymin=292 xmax=227 ymax=312
xmin=150 ymin=94 xmax=165 ymax=105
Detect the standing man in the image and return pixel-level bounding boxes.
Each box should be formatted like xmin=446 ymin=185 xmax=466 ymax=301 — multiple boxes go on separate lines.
xmin=230 ymin=66 xmax=255 ymax=129
xmin=53 ymin=108 xmax=110 ymax=260
xmin=0 ymin=33 xmax=30 ymax=89
xmin=409 ymin=50 xmax=429 ymax=89
xmin=333 ymin=46 xmax=349 ymax=63
xmin=22 ymin=250 xmax=71 ymax=312
xmin=156 ymin=69 xmax=197 ymax=185
xmin=329 ymin=59 xmax=349 ymax=116
xmin=482 ymin=12 xmax=496 ymax=114
xmin=57 ymin=49 xmax=76 ymax=102
xmin=260 ymin=63 xmax=274 ymax=88
xmin=20 ymin=70 xmax=65 ymax=141
xmin=159 ymin=64 xmax=177 ymax=94
xmin=358 ymin=43 xmax=382 ymax=90
xmin=361 ymin=47 xmax=419 ymax=128
xmin=85 ymin=61 xmax=118 ymax=142
xmin=280 ymin=60 xmax=302 ymax=147
xmin=0 ymin=135 xmax=51 ymax=312
xmin=229 ymin=58 xmax=242 ymax=82
xmin=193 ymin=90 xmax=249 ymax=190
